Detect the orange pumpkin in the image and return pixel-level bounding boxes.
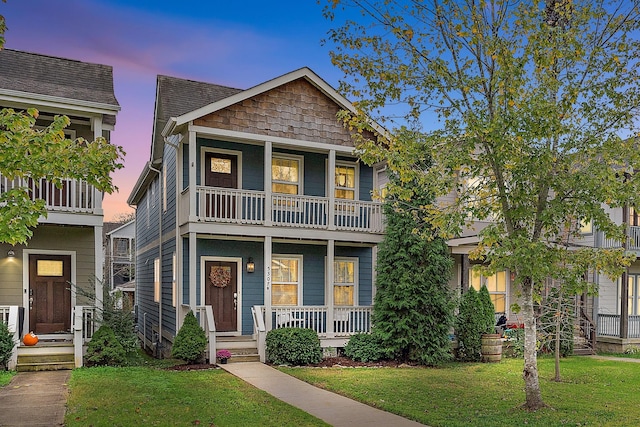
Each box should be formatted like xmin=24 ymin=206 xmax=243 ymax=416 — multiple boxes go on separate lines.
xmin=23 ymin=332 xmax=38 ymax=346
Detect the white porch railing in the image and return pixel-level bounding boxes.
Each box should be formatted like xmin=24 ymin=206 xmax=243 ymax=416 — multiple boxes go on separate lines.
xmin=598 ymin=314 xmax=640 ymax=338
xmin=0 ymin=306 xmax=20 ymax=370
xmin=0 ymin=175 xmax=96 ymax=213
xmin=599 ymin=226 xmax=640 ymax=251
xmin=72 ymin=306 xmax=97 ymax=367
xmin=251 ymin=305 xmax=267 ymax=362
xmin=271 ymin=306 xmax=373 ymax=337
xmin=195 ymin=305 xmax=216 ymax=363
xmin=194 ymin=186 xmax=384 ymax=234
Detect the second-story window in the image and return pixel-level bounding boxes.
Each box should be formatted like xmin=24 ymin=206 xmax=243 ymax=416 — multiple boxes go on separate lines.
xmin=272 ymin=156 xmax=301 ymax=195
xmin=629 ymin=206 xmax=640 ymax=227
xmin=335 ymin=163 xmax=357 ymax=200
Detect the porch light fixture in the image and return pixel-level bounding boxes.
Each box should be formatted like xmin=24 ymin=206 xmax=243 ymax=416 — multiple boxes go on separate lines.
xmin=246 ymin=257 xmax=255 ymax=273
xmin=7 ymin=249 xmax=15 ymax=258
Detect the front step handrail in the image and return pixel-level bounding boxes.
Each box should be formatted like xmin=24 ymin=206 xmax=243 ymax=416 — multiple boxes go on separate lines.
xmin=251 ymin=305 xmax=266 ymax=362
xmin=1 ymin=306 xmax=20 ymax=370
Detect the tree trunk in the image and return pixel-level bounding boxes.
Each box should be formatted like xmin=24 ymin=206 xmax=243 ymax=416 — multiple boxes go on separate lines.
xmin=521 ymin=280 xmax=547 ymax=410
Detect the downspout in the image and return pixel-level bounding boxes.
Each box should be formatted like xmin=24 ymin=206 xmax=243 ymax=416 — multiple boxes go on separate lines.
xmin=149 ymin=163 xmax=163 ymax=357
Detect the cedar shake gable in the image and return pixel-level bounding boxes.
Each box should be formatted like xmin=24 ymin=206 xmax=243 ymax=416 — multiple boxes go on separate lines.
xmin=194 ymin=77 xmax=359 ymax=146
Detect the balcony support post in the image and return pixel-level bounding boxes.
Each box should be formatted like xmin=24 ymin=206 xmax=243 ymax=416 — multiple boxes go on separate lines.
xmin=264 ymin=140 xmax=272 ymax=226
xmin=264 ymin=236 xmax=272 ymax=331
xmin=621 ymin=267 xmax=629 ymax=339
xmin=188 ymin=130 xmax=197 ymax=222
xmin=328 ymin=150 xmax=336 ymax=230
xmin=326 ymin=239 xmax=335 ymax=338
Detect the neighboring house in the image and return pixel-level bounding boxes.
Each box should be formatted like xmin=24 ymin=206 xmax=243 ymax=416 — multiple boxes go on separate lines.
xmin=127 ymin=68 xmax=385 ymax=360
xmin=104 ymin=220 xmax=136 ymax=291
xmin=0 ymin=49 xmax=120 ymax=369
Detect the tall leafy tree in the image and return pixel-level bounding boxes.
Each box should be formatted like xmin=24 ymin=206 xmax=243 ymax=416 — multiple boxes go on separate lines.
xmin=325 ymin=0 xmax=640 ymax=409
xmin=373 ymin=134 xmax=455 ymax=366
xmin=0 ymin=13 xmax=125 ymax=245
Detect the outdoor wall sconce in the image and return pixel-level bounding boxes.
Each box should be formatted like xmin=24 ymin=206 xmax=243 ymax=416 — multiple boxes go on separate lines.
xmin=246 ymin=257 xmax=255 ymax=273
xmin=7 ymin=249 xmax=15 ymax=258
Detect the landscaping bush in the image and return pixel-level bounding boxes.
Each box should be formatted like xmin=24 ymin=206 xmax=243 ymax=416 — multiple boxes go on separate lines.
xmin=266 ymin=327 xmax=322 ymax=365
xmin=0 ymin=321 xmax=14 ymax=371
xmin=478 ymin=285 xmax=497 ymax=335
xmin=172 ymin=311 xmax=207 ymax=364
xmin=85 ymin=325 xmax=127 ymax=367
xmin=455 ymin=287 xmax=484 ymax=361
xmin=504 ymin=328 xmax=524 ymax=358
xmin=344 ymin=333 xmax=387 ymax=362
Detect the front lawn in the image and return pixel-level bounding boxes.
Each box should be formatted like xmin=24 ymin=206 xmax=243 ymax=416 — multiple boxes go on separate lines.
xmin=0 ymin=370 xmax=15 ymax=386
xmin=65 ymin=366 xmax=328 ymax=427
xmin=280 ymin=356 xmax=640 ymax=427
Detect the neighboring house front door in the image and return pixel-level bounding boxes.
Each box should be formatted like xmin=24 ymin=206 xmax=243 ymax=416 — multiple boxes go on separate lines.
xmin=204 ymin=152 xmax=238 ymax=219
xmin=205 ymin=260 xmax=238 ymax=332
xmin=29 ymin=254 xmax=72 ymax=334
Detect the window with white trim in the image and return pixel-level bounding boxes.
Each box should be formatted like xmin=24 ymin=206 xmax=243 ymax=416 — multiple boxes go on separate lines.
xmin=153 ymin=258 xmax=160 ymax=303
xmin=272 ymin=156 xmax=301 ymax=195
xmin=618 ymin=274 xmax=640 ymax=315
xmin=470 ymin=269 xmax=507 ymax=313
xmin=335 ymin=163 xmax=357 ymax=200
xmin=334 ymin=258 xmax=358 ymax=306
xmin=271 ymin=256 xmax=302 ymax=306
xmin=172 ymin=253 xmax=177 ymax=307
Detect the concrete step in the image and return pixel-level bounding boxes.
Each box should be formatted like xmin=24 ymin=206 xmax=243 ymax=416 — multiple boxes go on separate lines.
xmin=16 ymin=339 xmax=75 ymax=371
xmin=215 ymin=336 xmax=259 ymax=363
xmin=573 ymin=347 xmax=595 ymax=356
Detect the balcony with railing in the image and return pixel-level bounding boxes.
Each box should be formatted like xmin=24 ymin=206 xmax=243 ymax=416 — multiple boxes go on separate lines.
xmin=0 ymin=175 xmax=97 ymax=214
xmin=598 ymin=226 xmax=640 ymax=252
xmin=181 ymin=186 xmax=384 ymax=234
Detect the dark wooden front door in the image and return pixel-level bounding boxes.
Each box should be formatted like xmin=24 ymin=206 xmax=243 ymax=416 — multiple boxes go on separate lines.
xmin=204 ymin=152 xmax=238 ymax=219
xmin=29 ymin=254 xmax=72 ymax=334
xmin=204 ymin=261 xmax=238 ymax=332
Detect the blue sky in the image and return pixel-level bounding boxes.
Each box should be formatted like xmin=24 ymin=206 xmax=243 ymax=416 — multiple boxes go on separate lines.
xmin=2 ymin=0 xmax=351 ymax=219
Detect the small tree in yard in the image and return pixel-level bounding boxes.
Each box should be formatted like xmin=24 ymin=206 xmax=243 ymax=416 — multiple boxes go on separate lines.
xmin=455 ymin=287 xmax=484 ymax=362
xmin=85 ymin=325 xmax=127 ymax=367
xmin=372 ymin=142 xmax=455 ymax=366
xmin=172 ymin=311 xmax=207 ymax=364
xmin=325 ymin=0 xmax=640 ymax=409
xmin=478 ymin=285 xmax=497 ymax=335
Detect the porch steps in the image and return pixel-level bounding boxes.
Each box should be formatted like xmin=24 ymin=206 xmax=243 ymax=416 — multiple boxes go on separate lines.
xmin=216 ymin=336 xmax=260 ymax=363
xmin=573 ymin=335 xmax=595 ymax=356
xmin=16 ymin=338 xmax=74 ymax=372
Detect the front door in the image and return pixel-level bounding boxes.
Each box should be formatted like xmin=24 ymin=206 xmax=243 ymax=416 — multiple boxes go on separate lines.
xmin=204 ymin=152 xmax=238 ymax=219
xmin=204 ymin=261 xmax=238 ymax=332
xmin=29 ymin=254 xmax=72 ymax=334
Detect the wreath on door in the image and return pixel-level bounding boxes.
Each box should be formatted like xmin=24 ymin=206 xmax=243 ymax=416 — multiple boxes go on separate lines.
xmin=210 ymin=266 xmax=231 ymax=288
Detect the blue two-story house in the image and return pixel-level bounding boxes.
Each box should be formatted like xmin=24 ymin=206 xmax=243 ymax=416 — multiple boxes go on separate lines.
xmin=127 ymin=68 xmax=386 ymax=361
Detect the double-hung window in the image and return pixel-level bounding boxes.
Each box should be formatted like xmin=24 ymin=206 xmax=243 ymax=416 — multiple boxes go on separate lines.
xmin=271 ymin=256 xmax=302 ymax=306
xmin=335 ymin=163 xmax=357 ymax=200
xmin=272 ymin=156 xmax=301 ymax=195
xmin=334 ymin=258 xmax=358 ymax=306
xmin=619 ymin=274 xmax=640 ymax=315
xmin=470 ymin=270 xmax=507 ymax=313
xmin=153 ymin=258 xmax=160 ymax=303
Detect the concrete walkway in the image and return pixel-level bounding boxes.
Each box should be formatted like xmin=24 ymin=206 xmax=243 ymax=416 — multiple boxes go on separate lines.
xmin=0 ymin=370 xmax=70 ymax=427
xmin=222 ymin=362 xmax=425 ymax=427
xmin=588 ymin=355 xmax=640 ymax=363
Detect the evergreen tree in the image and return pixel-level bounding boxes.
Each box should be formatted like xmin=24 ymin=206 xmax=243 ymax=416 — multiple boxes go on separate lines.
xmin=478 ymin=285 xmax=497 ymax=335
xmin=455 ymin=287 xmax=484 ymax=361
xmin=372 ymin=143 xmax=455 ymax=365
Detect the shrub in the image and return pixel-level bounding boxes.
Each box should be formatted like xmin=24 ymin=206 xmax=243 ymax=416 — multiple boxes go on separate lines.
xmin=344 ymin=333 xmax=387 ymax=362
xmin=478 ymin=285 xmax=497 ymax=335
xmin=0 ymin=322 xmax=14 ymax=370
xmin=504 ymin=328 xmax=525 ymax=358
xmin=455 ymin=287 xmax=484 ymax=361
xmin=85 ymin=325 xmax=127 ymax=367
xmin=172 ymin=311 xmax=207 ymax=364
xmin=266 ymin=328 xmax=322 ymax=365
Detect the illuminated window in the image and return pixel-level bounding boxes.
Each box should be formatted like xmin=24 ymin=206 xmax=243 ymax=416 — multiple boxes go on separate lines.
xmin=334 ymin=258 xmax=357 ymax=306
xmin=37 ymin=260 xmax=63 ymax=277
xmin=335 ymin=163 xmax=357 ymax=200
xmin=271 ymin=256 xmax=302 ymax=306
xmin=272 ymin=156 xmax=301 ymax=195
xmin=154 ymin=258 xmax=160 ymax=303
xmin=579 ymin=219 xmax=592 ymax=234
xmin=470 ymin=269 xmax=507 ymax=313
xmin=172 ymin=253 xmax=177 ymax=307
xmin=619 ymin=274 xmax=640 ymax=315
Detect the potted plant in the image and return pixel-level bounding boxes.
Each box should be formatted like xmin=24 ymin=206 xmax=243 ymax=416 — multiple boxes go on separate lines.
xmin=216 ymin=349 xmax=232 ymax=364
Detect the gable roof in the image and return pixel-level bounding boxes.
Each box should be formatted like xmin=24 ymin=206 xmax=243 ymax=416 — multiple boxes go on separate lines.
xmin=0 ymin=49 xmax=120 ymax=115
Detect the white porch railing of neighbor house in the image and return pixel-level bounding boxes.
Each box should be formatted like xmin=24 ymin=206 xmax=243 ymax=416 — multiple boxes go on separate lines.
xmin=0 ymin=306 xmax=20 ymax=370
xmin=598 ymin=314 xmax=640 ymax=338
xmin=598 ymin=226 xmax=640 ymax=251
xmin=72 ymin=306 xmax=97 ymax=367
xmin=195 ymin=305 xmax=217 ymax=363
xmin=194 ymin=186 xmax=384 ymax=233
xmin=271 ymin=306 xmax=373 ymax=337
xmin=0 ymin=175 xmax=96 ymax=213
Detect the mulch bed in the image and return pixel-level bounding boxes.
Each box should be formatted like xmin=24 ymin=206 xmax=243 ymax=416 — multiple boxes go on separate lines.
xmin=165 ymin=356 xmax=416 ymax=370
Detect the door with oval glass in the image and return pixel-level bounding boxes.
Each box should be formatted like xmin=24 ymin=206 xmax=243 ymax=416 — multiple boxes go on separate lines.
xmin=204 ymin=260 xmax=238 ymax=332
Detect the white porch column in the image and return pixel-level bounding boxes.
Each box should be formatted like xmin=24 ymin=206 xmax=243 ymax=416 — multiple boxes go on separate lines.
xmin=189 ymin=232 xmax=197 ymax=310
xmin=188 ymin=130 xmax=197 ymax=222
xmin=92 ymin=117 xmax=104 ymax=214
xmin=328 ymin=150 xmax=336 ymax=230
xmin=94 ymin=225 xmax=103 ymax=312
xmin=264 ymin=236 xmax=272 ymax=330
xmin=264 ymin=141 xmax=272 ymax=226
xmin=326 ymin=239 xmax=335 ymax=337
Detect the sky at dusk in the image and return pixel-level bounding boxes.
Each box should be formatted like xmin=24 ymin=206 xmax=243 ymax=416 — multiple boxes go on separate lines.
xmin=1 ymin=0 xmax=353 ymax=220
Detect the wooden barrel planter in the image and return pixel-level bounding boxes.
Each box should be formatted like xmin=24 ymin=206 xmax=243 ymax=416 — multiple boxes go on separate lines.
xmin=481 ymin=334 xmax=502 ymax=363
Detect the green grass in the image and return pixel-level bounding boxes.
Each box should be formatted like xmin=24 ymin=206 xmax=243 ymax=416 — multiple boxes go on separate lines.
xmin=0 ymin=370 xmax=15 ymax=386
xmin=65 ymin=366 xmax=329 ymax=427
xmin=280 ymin=357 xmax=640 ymax=427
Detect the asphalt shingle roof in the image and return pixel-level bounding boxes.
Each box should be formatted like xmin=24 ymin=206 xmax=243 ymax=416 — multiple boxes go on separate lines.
xmin=0 ymin=49 xmax=119 ymax=108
